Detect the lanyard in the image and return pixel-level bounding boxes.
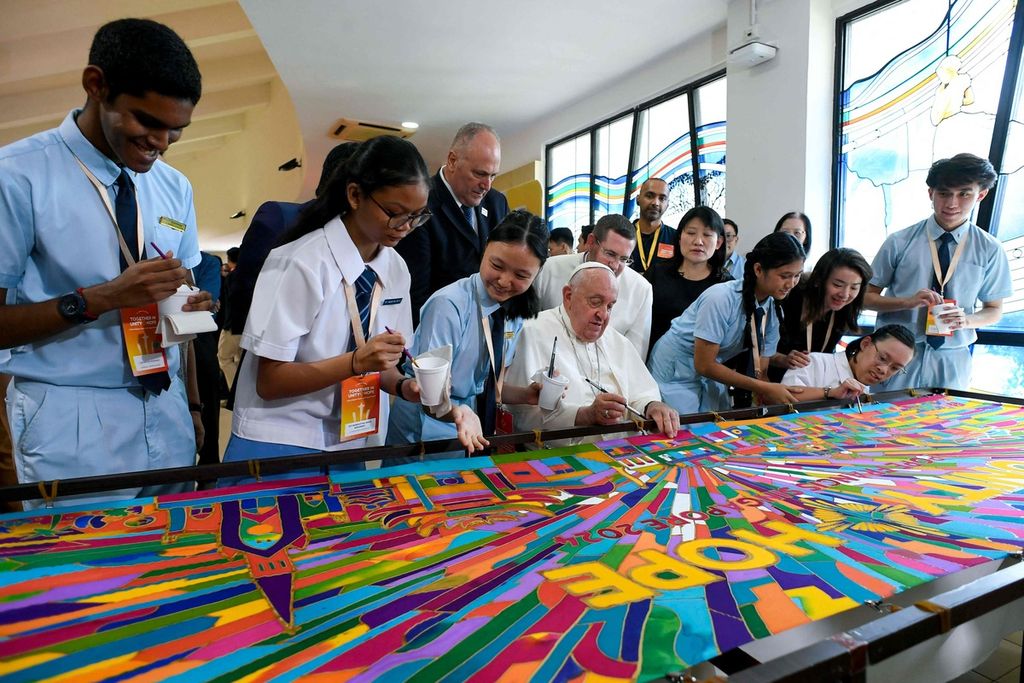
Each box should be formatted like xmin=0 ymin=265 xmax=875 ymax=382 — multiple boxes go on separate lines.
xmin=74 ymin=157 xmax=145 ymax=268
xmin=929 ymin=230 xmax=969 ymax=297
xmin=807 ymin=310 xmax=835 ymax=353
xmin=343 ymin=278 xmax=383 ymax=350
xmin=478 ymin=299 xmax=507 ymax=404
xmin=635 ymin=223 xmax=661 ymax=272
xmin=749 ymin=307 xmax=768 ymax=379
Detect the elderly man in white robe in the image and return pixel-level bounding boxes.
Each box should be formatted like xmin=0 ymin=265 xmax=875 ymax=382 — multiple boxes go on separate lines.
xmin=508 ymin=262 xmax=678 ymax=445
xmin=531 ymin=214 xmax=654 ymax=358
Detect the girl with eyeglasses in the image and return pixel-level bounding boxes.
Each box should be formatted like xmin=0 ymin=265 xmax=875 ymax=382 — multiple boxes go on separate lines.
xmin=782 ymin=324 xmax=916 ymax=400
xmin=387 ymin=210 xmax=550 ymax=459
xmin=648 ymin=232 xmax=806 ymax=415
xmin=768 ymin=248 xmax=873 ymax=382
xmin=223 ymin=136 xmax=451 ymax=481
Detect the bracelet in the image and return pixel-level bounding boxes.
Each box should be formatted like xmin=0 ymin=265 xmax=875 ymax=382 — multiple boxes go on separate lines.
xmin=189 ymin=401 xmax=203 ymax=413
xmin=350 ymin=349 xmax=360 ymax=376
xmin=395 ymin=377 xmax=408 ymax=400
xmin=823 ymin=386 xmax=832 ymax=400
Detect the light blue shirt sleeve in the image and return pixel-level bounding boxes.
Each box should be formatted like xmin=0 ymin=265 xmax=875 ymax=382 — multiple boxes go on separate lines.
xmin=764 ymin=302 xmax=780 ymax=357
xmin=693 ymin=284 xmax=739 ymax=346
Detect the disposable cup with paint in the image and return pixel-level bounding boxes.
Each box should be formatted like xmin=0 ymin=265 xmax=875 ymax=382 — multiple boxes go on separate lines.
xmin=532 ymin=370 xmax=569 ymax=410
xmin=413 ymin=356 xmax=450 ymax=407
xmin=158 ymin=283 xmax=199 ymax=320
xmin=926 ymin=300 xmax=961 ymax=336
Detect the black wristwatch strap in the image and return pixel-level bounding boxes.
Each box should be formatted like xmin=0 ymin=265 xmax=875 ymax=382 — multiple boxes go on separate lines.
xmin=395 ymin=378 xmax=408 ymax=400
xmin=188 ymin=402 xmax=204 ymax=413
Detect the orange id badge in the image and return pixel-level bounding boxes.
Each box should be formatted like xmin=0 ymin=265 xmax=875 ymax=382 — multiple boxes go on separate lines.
xmin=340 ymin=372 xmax=381 ymax=441
xmin=120 ymin=305 xmax=169 ymax=376
xmin=656 ymin=243 xmax=675 ymax=259
xmin=495 ymin=405 xmax=515 ymax=453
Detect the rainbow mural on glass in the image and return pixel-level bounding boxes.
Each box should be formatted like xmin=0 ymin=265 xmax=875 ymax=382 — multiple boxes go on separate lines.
xmin=1 ymin=395 xmax=1023 ymax=681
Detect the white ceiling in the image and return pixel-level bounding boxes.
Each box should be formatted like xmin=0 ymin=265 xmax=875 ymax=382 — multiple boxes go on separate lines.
xmin=240 ymin=0 xmax=727 ymax=178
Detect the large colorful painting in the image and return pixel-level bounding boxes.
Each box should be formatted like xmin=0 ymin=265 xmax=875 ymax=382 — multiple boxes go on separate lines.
xmin=1 ymin=395 xmax=1023 ymax=681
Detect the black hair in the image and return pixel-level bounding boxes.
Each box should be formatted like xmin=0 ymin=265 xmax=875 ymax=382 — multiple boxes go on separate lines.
xmin=846 ymin=324 xmax=916 ymax=361
xmin=226 ymin=247 xmax=240 ymax=263
xmin=740 ymin=232 xmax=806 ymax=355
xmin=89 ymin=19 xmax=201 ymax=104
xmin=316 ymin=143 xmax=361 ymax=197
xmin=579 ymin=225 xmax=594 ymax=242
xmin=592 ymin=214 xmax=633 ymax=243
xmin=280 ymin=136 xmax=429 ymax=247
xmin=723 ymin=218 xmax=738 ymax=233
xmin=669 ymin=206 xmax=727 ymax=281
xmin=486 ymin=209 xmax=549 ymax=321
xmin=802 ymin=248 xmax=873 ymax=335
xmin=773 ymin=212 xmax=812 ymax=253
xmin=549 ymin=227 xmax=574 ymax=249
xmin=926 ymin=153 xmax=997 ymax=191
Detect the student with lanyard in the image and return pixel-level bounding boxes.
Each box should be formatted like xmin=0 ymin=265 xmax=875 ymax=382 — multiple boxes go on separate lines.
xmin=648 ymin=232 xmax=806 ymax=414
xmin=0 ymin=19 xmax=211 ymax=509
xmin=645 ymin=205 xmax=731 ymax=353
xmin=388 ymin=210 xmax=550 ymax=459
xmin=768 ymin=248 xmax=872 ymax=382
xmin=224 ymin=136 xmax=439 ymax=479
xmin=783 ymin=324 xmax=916 ymax=401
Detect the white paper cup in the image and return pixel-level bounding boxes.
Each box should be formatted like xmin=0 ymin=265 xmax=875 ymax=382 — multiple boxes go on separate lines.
xmin=158 ymin=284 xmax=198 ymax=319
xmin=533 ymin=370 xmax=569 ymax=410
xmin=413 ymin=357 xmax=449 ymax=407
xmin=928 ymin=303 xmax=961 ymax=335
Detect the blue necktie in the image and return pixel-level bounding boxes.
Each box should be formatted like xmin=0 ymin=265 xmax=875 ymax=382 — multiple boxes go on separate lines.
xmin=117 ymin=170 xmax=170 ymax=393
xmin=461 ymin=204 xmax=475 ymax=230
xmin=349 ymin=267 xmax=377 ymax=352
xmin=114 ymin=170 xmax=139 ymax=269
xmin=928 ymin=232 xmax=955 ymax=349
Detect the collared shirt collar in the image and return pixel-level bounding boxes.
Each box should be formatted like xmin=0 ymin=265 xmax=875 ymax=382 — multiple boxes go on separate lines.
xmin=59 ymin=109 xmax=132 ymax=187
xmin=471 ymin=273 xmax=501 ymax=314
xmin=325 ymin=215 xmax=393 ymax=288
xmin=925 ymin=214 xmax=970 ymax=243
xmin=439 ymin=166 xmax=467 ymax=210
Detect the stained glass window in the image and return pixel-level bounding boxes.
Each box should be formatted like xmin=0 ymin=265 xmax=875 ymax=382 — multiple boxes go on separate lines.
xmin=545 ymin=73 xmax=726 ymax=241
xmin=546 ymin=133 xmax=591 ymax=233
xmin=837 ymin=0 xmax=1016 ymax=261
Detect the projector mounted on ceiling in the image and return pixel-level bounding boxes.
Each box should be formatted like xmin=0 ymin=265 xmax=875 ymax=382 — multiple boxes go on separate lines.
xmin=330 ymin=118 xmax=417 ymax=142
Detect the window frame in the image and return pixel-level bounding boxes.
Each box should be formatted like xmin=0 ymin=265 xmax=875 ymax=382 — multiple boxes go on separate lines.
xmin=545 ymin=70 xmax=726 ymax=231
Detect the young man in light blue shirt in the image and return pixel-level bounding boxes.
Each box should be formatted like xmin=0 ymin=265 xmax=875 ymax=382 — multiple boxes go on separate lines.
xmin=865 ymin=153 xmax=1012 ymax=392
xmin=0 ymin=19 xmax=212 ymax=508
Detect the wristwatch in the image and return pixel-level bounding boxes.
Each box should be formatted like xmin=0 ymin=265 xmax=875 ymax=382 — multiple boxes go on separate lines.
xmin=56 ymin=289 xmax=97 ymax=325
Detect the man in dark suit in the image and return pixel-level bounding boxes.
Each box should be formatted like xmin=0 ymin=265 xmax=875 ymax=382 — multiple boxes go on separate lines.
xmin=396 ymin=122 xmax=510 ymax=325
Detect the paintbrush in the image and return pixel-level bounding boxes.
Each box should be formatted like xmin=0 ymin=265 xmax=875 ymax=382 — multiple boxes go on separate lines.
xmin=584 ymin=377 xmax=647 ymax=421
xmin=384 ymin=326 xmax=419 ymax=368
xmin=547 ymin=337 xmax=558 ymax=377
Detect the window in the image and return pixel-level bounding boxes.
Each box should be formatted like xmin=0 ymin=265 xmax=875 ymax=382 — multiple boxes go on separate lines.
xmin=834 ymin=0 xmax=1024 ymax=326
xmin=545 ymin=72 xmax=726 ymax=241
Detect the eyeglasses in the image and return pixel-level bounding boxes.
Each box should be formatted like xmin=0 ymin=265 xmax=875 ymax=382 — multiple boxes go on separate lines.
xmin=597 ymin=240 xmax=633 ymax=266
xmin=868 ymin=340 xmax=907 ymax=375
xmin=724 ymin=233 xmax=738 ymax=243
xmin=368 ymin=193 xmax=432 ymax=231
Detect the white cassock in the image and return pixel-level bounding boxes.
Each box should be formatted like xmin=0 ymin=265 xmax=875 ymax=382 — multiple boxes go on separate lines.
xmin=507 ymin=306 xmax=662 ymax=447
xmin=532 ymin=252 xmax=653 ymax=358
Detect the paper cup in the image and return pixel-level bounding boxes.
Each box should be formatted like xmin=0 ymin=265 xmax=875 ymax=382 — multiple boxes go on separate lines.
xmin=158 ymin=284 xmax=198 ymax=319
xmin=413 ymin=357 xmax=449 ymax=407
xmin=928 ymin=303 xmax=961 ymax=335
xmin=533 ymin=370 xmax=569 ymax=410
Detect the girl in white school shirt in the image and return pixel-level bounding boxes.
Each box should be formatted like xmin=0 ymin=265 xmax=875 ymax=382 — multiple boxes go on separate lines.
xmin=224 ymin=136 xmax=482 ymax=475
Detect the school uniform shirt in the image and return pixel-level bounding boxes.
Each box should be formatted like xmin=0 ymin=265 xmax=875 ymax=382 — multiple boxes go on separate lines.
xmin=231 ymin=216 xmax=413 ymax=450
xmin=870 ymin=216 xmax=1012 ymax=390
xmin=725 ymin=252 xmax=746 ymax=281
xmin=782 ymin=351 xmax=856 ymax=391
xmin=532 ymin=252 xmax=654 ymax=358
xmin=768 ymin=284 xmax=847 ymax=383
xmin=648 ymin=280 xmax=780 ymax=415
xmin=507 ymin=306 xmax=661 ymax=447
xmin=387 ymin=273 xmax=523 ymax=445
xmin=0 ymin=110 xmax=200 ymax=505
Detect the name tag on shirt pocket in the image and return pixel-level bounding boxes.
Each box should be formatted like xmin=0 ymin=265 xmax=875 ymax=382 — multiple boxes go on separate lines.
xmin=657 ymin=243 xmax=675 ymax=259
xmin=158 ymin=216 xmax=187 ymax=232
xmin=382 ymin=298 xmax=403 ymax=306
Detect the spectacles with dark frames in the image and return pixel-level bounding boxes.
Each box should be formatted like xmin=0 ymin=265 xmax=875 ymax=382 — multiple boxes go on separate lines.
xmin=868 ymin=339 xmax=907 ymax=375
xmin=368 ymin=193 xmax=432 ymax=231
